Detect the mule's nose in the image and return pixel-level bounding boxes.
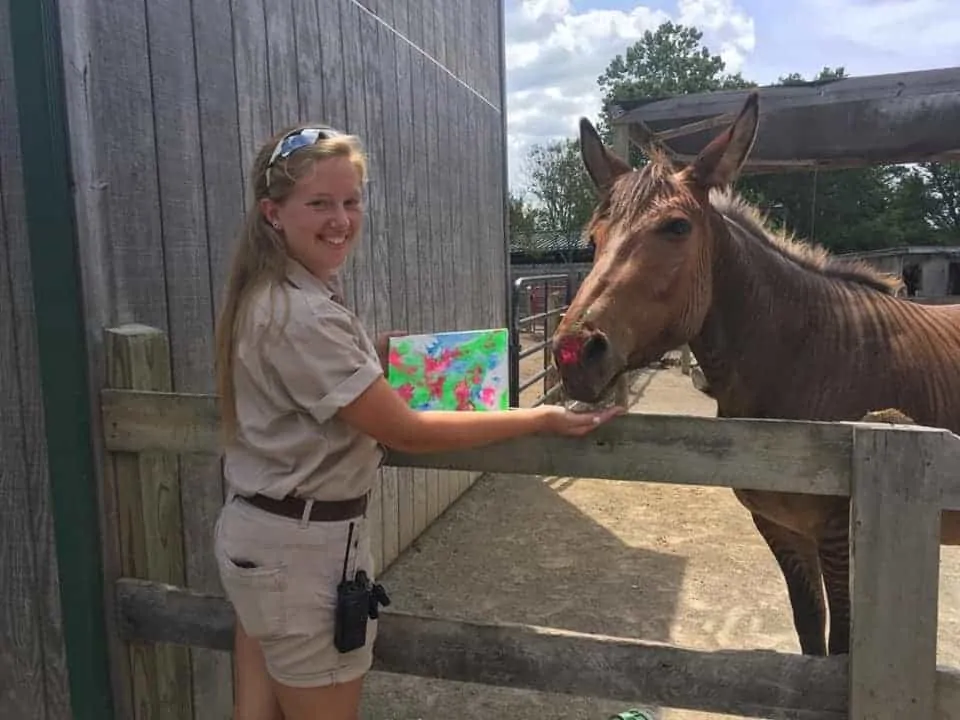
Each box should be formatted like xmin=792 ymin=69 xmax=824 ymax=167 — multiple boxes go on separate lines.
xmin=553 ymin=328 xmax=610 ymax=370
xmin=581 ymin=332 xmax=608 ymax=366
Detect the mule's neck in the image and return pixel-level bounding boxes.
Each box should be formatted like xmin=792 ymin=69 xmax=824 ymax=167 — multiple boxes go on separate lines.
xmin=688 ymin=211 xmax=885 ymax=418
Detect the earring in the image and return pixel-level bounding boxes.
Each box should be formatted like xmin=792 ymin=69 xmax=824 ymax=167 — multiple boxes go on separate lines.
xmin=272 ymin=222 xmax=281 ymax=230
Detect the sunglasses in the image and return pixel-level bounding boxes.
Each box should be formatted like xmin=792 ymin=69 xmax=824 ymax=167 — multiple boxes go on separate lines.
xmin=265 ymin=125 xmax=342 ymax=186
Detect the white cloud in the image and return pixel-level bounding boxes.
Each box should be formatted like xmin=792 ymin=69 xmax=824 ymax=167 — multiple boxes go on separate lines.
xmin=800 ymin=0 xmax=960 ymax=56
xmin=504 ymin=0 xmax=757 ymax=192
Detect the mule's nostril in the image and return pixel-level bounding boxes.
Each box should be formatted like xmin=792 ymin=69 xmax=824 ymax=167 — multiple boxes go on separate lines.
xmin=582 ymin=334 xmax=608 ymax=364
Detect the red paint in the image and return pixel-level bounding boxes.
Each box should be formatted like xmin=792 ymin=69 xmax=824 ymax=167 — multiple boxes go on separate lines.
xmin=556 ymin=336 xmax=583 ymax=366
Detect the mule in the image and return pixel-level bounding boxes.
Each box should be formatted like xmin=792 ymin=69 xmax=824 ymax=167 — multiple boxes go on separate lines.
xmin=551 ymin=92 xmax=960 ymax=656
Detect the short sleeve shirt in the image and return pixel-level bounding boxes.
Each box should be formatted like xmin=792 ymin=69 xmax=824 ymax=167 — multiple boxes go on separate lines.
xmin=223 ymin=258 xmax=385 ymax=501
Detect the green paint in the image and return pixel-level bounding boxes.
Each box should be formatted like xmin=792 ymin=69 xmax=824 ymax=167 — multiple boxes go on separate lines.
xmin=9 ymin=0 xmax=116 ymax=718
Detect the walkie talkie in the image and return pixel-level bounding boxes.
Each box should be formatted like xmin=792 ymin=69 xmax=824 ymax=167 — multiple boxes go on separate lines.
xmin=334 ymin=522 xmax=374 ymax=653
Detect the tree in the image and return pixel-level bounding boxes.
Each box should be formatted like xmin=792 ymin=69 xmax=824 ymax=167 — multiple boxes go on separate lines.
xmin=521 ymin=138 xmax=598 ymax=240
xmin=508 ymin=191 xmax=542 ymax=251
xmin=913 ymin=162 xmax=960 ymax=238
xmin=596 ymin=22 xmax=754 ymax=143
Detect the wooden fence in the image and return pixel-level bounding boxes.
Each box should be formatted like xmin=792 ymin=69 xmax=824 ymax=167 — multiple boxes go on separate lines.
xmin=99 ymin=324 xmax=960 ymax=719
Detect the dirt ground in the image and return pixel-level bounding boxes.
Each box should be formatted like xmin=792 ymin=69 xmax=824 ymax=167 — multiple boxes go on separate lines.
xmin=359 ymin=337 xmax=960 ymax=719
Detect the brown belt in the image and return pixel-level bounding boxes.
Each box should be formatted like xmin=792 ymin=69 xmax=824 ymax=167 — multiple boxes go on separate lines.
xmin=242 ymin=493 xmax=368 ymax=522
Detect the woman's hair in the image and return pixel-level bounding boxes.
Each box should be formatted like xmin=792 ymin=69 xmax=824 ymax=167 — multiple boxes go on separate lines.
xmin=214 ymin=123 xmax=367 ymax=440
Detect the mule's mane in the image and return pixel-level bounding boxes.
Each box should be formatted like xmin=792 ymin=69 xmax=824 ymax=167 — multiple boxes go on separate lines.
xmin=710 ymin=190 xmax=902 ymax=295
xmin=590 ymin=154 xmax=902 ymax=295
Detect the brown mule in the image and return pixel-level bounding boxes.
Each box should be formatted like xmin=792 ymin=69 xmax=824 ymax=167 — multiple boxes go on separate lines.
xmin=552 ymin=93 xmax=960 ymax=656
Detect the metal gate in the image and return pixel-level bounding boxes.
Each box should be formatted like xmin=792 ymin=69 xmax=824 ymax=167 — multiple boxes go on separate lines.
xmin=508 ymin=272 xmax=585 ymax=407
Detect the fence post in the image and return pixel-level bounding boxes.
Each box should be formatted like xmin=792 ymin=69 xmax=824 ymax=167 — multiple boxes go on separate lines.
xmin=848 ymin=424 xmax=945 ymax=719
xmin=543 ymin=290 xmax=563 ymax=403
xmin=103 ymin=324 xmax=192 ymax=720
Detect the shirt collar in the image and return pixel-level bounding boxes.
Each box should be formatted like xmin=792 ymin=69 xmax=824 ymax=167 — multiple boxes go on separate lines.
xmin=285 ymin=258 xmax=346 ymax=305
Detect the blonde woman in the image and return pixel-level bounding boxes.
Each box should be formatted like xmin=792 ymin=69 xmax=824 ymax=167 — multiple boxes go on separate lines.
xmin=213 ymin=124 xmax=623 ymax=720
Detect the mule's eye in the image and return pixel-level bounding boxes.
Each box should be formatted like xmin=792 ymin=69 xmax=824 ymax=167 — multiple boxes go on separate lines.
xmin=659 ymin=217 xmax=692 ymax=237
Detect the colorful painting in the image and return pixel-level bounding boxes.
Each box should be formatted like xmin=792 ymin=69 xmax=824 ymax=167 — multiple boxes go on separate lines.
xmin=387 ymin=328 xmax=510 ymax=411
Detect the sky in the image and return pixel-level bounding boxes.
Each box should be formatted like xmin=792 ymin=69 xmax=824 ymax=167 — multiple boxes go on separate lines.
xmin=504 ymin=0 xmax=960 ymax=193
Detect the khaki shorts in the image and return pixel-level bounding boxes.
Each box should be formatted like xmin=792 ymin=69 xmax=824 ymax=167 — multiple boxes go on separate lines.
xmin=213 ymin=495 xmax=378 ymax=688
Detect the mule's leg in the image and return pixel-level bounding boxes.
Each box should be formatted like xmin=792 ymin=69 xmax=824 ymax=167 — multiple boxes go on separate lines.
xmin=750 ymin=513 xmax=827 ymax=655
xmin=817 ymin=507 xmax=851 ymax=655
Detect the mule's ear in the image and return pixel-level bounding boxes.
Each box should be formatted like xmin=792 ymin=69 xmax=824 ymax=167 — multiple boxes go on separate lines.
xmin=579 ymin=117 xmax=632 ymax=192
xmin=689 ymin=92 xmax=759 ymax=188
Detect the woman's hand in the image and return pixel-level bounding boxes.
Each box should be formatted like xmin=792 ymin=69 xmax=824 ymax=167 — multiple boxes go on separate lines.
xmin=538 ymin=404 xmax=626 ymax=436
xmin=375 ymin=330 xmax=406 ymax=370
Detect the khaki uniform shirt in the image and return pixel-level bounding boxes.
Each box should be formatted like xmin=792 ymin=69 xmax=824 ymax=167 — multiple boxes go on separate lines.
xmin=223 ymin=258 xmax=384 ymax=501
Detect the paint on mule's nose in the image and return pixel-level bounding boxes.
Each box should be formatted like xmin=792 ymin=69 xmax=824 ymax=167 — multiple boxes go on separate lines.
xmin=554 ymin=335 xmax=583 ymax=367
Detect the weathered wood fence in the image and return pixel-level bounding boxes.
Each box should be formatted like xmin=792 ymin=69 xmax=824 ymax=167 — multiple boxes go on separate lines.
xmin=100 ymin=324 xmax=960 ymax=719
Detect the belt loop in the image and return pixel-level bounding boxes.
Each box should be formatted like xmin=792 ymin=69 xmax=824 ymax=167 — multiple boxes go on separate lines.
xmin=299 ymin=499 xmax=315 ymax=528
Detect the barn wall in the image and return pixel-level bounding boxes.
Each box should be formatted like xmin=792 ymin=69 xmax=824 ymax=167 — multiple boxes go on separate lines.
xmin=0 ymin=0 xmax=71 ymax=717
xmin=57 ymin=0 xmax=506 ymax=717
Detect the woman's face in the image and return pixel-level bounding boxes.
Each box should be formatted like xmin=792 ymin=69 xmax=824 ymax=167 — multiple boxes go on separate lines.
xmin=261 ymin=154 xmax=364 ymax=278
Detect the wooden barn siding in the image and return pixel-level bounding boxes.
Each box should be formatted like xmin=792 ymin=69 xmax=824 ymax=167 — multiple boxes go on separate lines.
xmin=56 ymin=0 xmax=505 ymax=717
xmin=0 ymin=0 xmax=72 ymax=718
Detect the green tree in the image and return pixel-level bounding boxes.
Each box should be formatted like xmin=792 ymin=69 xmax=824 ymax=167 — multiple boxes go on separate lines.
xmin=508 ymin=191 xmax=542 ymax=251
xmin=521 ymin=138 xmax=598 ymax=239
xmin=596 ymin=21 xmax=753 ymax=143
xmin=914 ymin=162 xmax=960 ymax=238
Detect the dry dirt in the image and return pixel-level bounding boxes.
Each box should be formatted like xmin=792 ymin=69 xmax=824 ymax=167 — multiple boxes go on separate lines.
xmin=359 ymin=336 xmax=960 ymax=719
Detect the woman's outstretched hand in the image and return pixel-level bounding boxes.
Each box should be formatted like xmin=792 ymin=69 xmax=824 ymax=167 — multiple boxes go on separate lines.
xmin=539 ymin=404 xmax=626 ymax=436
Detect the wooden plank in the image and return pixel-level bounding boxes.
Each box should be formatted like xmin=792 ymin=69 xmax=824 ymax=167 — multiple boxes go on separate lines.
xmin=232 ymin=0 xmax=271 ymax=199
xmin=338 ymin=0 xmax=372 ymax=323
xmin=145 ymin=2 xmax=232 ymax=717
xmin=435 ymin=53 xmax=456 ymax=510
xmin=375 ymin=0 xmax=393 ymax=26
xmin=191 ymin=0 xmax=244 ymax=317
xmin=376 ymin=18 xmax=405 ymax=567
xmin=357 ymin=6 xmax=387 ymax=574
xmin=419 ymin=10 xmax=441 ymax=530
xmin=610 ymin=67 xmax=960 ymax=169
xmin=99 ymin=387 xmax=868 ymax=497
xmin=849 ymin=425 xmax=945 ymax=719
xmin=86 ymin=0 xmax=169 ymax=330
xmin=294 ymin=0 xmax=325 ymax=122
xmin=0 ymin=8 xmax=67 ymax=710
xmin=390 ymin=3 xmax=418 ymax=552
xmin=316 ymin=0 xmax=349 ymax=305
xmin=115 ymin=577 xmax=850 ymax=720
xmin=316 ymin=0 xmax=347 ymax=130
xmin=105 ymin=326 xmax=191 ymax=720
xmin=55 ymin=0 xmax=133 ymax=714
xmin=265 ymin=0 xmax=298 ymax=132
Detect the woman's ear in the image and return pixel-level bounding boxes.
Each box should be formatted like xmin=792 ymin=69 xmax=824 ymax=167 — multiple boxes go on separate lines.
xmin=258 ymin=197 xmax=281 ymax=230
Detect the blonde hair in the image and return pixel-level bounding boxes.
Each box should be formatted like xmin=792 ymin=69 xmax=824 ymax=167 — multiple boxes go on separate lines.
xmin=214 ymin=123 xmax=367 ymax=440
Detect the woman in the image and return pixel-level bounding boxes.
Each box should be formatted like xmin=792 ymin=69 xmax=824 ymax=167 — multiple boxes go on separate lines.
xmin=213 ymin=123 xmax=623 ymax=720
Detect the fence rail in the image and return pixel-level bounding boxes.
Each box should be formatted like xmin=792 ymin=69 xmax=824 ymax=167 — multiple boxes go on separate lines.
xmin=99 ymin=324 xmax=960 ymax=720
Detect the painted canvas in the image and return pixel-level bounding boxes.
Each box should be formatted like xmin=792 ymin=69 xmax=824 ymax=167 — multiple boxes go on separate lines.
xmin=387 ymin=328 xmax=510 ymax=411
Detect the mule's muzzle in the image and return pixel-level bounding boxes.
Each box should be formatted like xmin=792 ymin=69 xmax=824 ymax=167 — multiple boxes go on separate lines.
xmin=552 ymin=328 xmax=620 ymax=403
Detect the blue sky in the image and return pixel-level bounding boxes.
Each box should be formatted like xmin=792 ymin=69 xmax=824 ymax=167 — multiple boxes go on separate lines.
xmin=504 ymin=0 xmax=960 ymax=192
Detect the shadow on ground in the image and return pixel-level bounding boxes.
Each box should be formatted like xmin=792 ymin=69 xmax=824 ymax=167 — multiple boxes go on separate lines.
xmin=361 ymin=472 xmax=688 ymax=719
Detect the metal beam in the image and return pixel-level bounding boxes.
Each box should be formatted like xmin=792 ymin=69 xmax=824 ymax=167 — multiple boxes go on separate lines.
xmin=609 ymin=67 xmax=960 ymax=171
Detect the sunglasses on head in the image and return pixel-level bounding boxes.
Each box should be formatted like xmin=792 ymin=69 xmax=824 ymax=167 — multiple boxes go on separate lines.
xmin=265 ymin=125 xmax=343 ymax=186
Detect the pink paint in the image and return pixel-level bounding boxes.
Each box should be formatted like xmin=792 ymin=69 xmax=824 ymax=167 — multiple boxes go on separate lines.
xmin=556 ymin=336 xmax=583 ymax=366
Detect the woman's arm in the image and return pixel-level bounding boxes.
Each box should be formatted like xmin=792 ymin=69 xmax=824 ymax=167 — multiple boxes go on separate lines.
xmin=337 ymin=376 xmax=621 ymax=454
